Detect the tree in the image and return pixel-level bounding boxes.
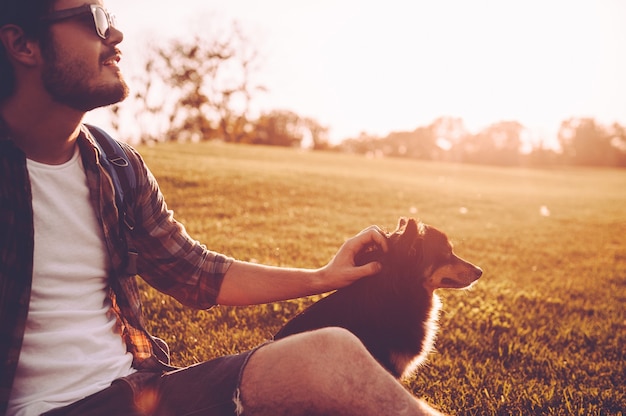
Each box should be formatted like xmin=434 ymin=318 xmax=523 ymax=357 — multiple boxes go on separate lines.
xmin=335 ymin=132 xmax=383 ymax=155
xmin=252 ymin=110 xmax=304 ymax=146
xmin=251 ymin=110 xmax=304 ymax=147
xmin=303 ymin=117 xmax=330 ymax=150
xmin=247 ymin=111 xmax=330 ymax=148
xmin=460 ymin=121 xmax=524 ymax=165
xmin=384 ymin=127 xmax=436 ymax=159
xmin=428 ymin=116 xmax=469 ymax=162
xmin=608 ymin=122 xmax=626 ymax=167
xmin=557 ymin=118 xmax=615 ymax=166
xmin=126 ymin=20 xmax=264 ymax=143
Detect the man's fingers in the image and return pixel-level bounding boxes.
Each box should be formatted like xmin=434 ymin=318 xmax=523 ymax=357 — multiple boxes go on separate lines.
xmin=356 ymin=225 xmax=388 ymax=253
xmin=358 ymin=261 xmax=383 ymax=276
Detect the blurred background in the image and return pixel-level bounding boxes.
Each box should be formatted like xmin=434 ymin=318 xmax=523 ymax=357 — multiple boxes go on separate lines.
xmin=86 ymin=0 xmax=626 ymax=167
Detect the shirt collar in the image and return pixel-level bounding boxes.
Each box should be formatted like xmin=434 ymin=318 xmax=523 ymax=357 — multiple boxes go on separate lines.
xmin=76 ymin=124 xmax=104 ymax=170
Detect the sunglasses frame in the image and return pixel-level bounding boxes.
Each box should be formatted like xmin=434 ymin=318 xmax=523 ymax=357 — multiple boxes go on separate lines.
xmin=40 ymin=4 xmax=116 ymax=40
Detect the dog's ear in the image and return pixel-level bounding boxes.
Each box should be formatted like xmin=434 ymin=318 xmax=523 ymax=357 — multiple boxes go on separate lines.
xmin=403 ymin=218 xmax=419 ymax=239
xmin=396 ymin=218 xmax=424 ymax=260
xmin=391 ymin=217 xmax=415 ymax=236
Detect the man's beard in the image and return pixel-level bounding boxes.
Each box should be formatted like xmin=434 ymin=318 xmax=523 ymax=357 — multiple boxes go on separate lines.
xmin=41 ymin=42 xmax=129 ymax=112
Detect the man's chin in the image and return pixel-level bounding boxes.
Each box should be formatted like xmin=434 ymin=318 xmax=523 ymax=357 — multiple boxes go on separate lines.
xmin=60 ymin=85 xmax=129 ymax=112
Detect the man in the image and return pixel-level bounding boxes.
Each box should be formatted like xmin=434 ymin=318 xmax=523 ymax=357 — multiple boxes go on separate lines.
xmin=0 ymin=1 xmax=445 ymax=415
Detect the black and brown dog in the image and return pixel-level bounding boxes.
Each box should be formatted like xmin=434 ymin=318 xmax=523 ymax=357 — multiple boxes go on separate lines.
xmin=274 ymin=217 xmax=482 ymax=379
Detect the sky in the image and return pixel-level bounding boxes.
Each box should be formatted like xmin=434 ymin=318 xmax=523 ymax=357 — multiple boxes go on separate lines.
xmin=88 ymin=0 xmax=626 ymax=145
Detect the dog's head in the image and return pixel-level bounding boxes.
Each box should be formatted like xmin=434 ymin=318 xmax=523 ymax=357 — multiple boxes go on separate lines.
xmin=356 ymin=217 xmax=482 ymax=293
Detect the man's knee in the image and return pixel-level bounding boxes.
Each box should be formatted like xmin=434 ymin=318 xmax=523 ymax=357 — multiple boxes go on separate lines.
xmin=244 ymin=327 xmax=372 ymax=382
xmin=239 ymin=328 xmax=372 ymax=408
xmin=282 ymin=327 xmax=370 ymax=365
xmin=299 ymin=326 xmax=363 ymax=349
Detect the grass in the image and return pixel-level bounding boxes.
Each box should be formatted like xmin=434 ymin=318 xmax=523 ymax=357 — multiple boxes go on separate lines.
xmin=136 ymin=141 xmax=626 ymax=415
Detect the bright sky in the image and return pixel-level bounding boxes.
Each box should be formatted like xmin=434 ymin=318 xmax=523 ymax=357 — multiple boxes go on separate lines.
xmin=89 ymin=0 xmax=626 ymax=144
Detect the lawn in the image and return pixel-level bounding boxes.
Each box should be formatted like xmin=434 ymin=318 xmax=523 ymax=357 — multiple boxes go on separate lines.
xmin=136 ymin=141 xmax=626 ymax=415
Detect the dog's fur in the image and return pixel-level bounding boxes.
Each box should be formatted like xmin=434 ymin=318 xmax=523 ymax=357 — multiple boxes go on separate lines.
xmin=274 ymin=217 xmax=482 ymax=379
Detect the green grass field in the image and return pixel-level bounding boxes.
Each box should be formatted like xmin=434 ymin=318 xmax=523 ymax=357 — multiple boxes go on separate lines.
xmin=136 ymin=141 xmax=626 ymax=415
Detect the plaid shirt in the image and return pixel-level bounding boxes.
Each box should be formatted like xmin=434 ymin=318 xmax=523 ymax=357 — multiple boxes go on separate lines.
xmin=0 ymin=122 xmax=233 ymax=414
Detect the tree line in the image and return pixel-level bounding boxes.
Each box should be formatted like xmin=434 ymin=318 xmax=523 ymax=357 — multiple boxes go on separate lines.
xmin=337 ymin=117 xmax=626 ymax=168
xmin=111 ymin=23 xmax=626 ymax=168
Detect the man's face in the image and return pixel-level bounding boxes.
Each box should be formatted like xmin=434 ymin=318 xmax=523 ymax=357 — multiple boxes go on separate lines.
xmin=40 ymin=0 xmax=128 ymax=112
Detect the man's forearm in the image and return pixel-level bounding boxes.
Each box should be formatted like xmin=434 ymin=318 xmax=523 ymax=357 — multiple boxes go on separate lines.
xmin=216 ymin=260 xmax=328 ymax=306
xmin=215 ymin=226 xmax=386 ymax=306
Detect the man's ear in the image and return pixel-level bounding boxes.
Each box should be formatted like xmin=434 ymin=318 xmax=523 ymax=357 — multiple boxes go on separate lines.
xmin=0 ymin=25 xmax=41 ymax=67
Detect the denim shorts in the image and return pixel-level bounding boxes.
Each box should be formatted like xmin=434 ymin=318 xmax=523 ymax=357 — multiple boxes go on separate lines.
xmin=42 ymin=347 xmax=262 ymax=416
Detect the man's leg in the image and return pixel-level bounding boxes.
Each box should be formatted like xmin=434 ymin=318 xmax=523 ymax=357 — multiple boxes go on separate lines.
xmin=238 ymin=327 xmax=445 ymax=416
xmin=41 ymin=380 xmax=142 ymax=416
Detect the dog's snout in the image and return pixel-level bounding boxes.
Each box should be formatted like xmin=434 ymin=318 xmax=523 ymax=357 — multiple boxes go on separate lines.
xmin=474 ymin=266 xmax=483 ymax=279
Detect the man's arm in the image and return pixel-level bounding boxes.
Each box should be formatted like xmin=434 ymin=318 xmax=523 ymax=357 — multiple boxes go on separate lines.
xmin=216 ymin=226 xmax=388 ymax=306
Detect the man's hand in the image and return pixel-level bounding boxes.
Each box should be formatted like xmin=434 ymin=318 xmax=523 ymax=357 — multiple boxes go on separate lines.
xmin=317 ymin=225 xmax=388 ymax=292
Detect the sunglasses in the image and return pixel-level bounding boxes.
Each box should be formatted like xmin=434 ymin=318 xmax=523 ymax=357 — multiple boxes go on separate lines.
xmin=40 ymin=4 xmax=117 ymax=40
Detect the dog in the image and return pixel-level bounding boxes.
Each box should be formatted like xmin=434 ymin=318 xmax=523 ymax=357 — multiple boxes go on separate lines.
xmin=274 ymin=217 xmax=482 ymax=379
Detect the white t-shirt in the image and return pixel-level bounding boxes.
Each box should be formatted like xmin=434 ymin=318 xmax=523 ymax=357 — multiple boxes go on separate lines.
xmin=7 ymin=148 xmax=135 ymax=416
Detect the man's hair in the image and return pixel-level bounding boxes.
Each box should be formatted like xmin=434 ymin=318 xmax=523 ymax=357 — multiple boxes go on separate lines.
xmin=0 ymin=0 xmax=56 ymax=100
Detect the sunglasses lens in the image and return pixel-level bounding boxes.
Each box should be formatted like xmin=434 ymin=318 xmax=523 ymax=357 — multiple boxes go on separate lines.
xmin=92 ymin=7 xmax=110 ymax=39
